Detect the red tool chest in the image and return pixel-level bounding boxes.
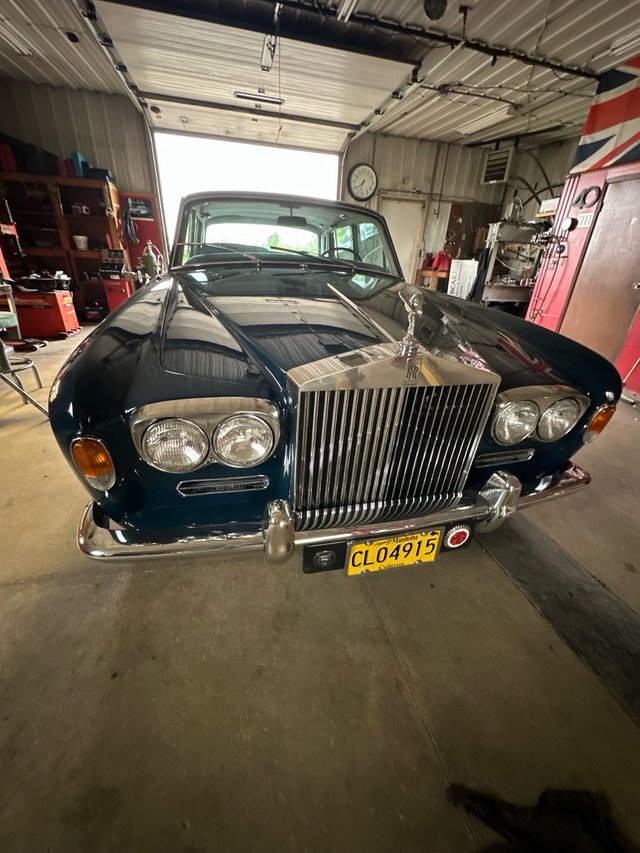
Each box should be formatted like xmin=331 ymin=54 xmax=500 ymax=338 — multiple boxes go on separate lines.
xmin=104 ymin=279 xmax=133 ymax=313
xmin=0 ymin=290 xmax=80 ymax=337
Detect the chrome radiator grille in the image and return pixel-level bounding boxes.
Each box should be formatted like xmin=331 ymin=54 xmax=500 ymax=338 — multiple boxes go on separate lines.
xmin=293 ymin=384 xmax=494 ymax=530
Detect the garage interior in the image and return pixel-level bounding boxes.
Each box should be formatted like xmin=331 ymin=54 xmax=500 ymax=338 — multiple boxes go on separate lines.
xmin=1 ymin=1 xmax=640 ymax=851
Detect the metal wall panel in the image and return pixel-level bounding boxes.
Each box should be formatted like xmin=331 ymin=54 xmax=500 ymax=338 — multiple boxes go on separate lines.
xmin=342 ymin=131 xmax=579 ymax=266
xmin=0 ymin=81 xmax=156 ymax=193
xmin=344 ymin=133 xmax=503 ymax=205
xmin=343 ymin=132 xmax=504 ymax=269
xmin=506 ymin=139 xmax=579 ymax=219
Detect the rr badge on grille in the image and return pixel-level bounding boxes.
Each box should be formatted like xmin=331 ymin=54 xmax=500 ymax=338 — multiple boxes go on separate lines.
xmin=404 ymin=358 xmax=420 ymax=385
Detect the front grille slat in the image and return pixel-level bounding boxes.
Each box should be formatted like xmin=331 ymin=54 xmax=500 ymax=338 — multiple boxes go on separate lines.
xmin=438 ymin=385 xmax=484 ymax=495
xmin=433 ymin=385 xmax=470 ymax=496
xmin=425 ymin=385 xmax=460 ymax=497
xmin=362 ymin=388 xmax=395 ymax=505
xmin=293 ymin=381 xmax=494 ymax=530
xmin=345 ymin=388 xmax=371 ymax=508
xmin=376 ymin=388 xmax=408 ymax=502
xmin=404 ymin=386 xmax=443 ymax=499
xmin=392 ymin=386 xmax=429 ymax=499
xmin=336 ymin=390 xmax=356 ymax=508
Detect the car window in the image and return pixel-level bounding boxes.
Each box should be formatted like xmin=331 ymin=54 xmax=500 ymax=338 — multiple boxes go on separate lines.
xmin=333 ymin=226 xmax=354 ymax=250
xmin=358 ymin=222 xmax=388 ymax=270
xmin=205 ymin=222 xmax=318 ymax=254
xmin=173 ymin=196 xmax=401 ymax=278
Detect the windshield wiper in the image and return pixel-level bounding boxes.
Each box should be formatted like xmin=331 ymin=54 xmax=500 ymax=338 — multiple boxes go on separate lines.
xmin=175 ymin=242 xmax=262 ymax=271
xmin=267 ymin=245 xmax=357 ymax=274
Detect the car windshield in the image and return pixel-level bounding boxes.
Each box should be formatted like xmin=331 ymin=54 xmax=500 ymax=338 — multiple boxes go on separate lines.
xmin=172 ymin=195 xmax=401 ymax=277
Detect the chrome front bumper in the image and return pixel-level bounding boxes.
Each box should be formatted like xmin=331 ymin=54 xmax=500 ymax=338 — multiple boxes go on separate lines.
xmin=78 ymin=463 xmax=590 ymax=562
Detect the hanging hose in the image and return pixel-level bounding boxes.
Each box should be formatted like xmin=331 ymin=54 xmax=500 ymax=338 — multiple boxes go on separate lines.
xmin=123 ymin=209 xmax=140 ymax=246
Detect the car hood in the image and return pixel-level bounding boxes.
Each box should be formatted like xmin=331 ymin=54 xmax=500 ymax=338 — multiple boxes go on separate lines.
xmin=164 ymin=265 xmax=619 ymax=403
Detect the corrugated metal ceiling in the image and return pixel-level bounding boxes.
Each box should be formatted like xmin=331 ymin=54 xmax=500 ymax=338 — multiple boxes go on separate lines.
xmin=0 ymin=0 xmax=127 ymax=94
xmin=364 ymin=0 xmax=637 ymax=144
xmin=1 ymin=0 xmax=639 ymax=151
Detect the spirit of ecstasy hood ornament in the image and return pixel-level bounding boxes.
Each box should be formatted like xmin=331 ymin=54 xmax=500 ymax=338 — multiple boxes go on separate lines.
xmin=397 ymin=290 xmax=423 ymax=356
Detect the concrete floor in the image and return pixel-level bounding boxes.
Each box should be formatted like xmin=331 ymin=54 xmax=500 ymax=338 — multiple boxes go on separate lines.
xmin=1 ymin=330 xmax=639 ymax=852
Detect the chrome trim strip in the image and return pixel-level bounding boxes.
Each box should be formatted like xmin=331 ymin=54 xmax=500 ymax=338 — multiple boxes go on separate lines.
xmin=78 ymin=463 xmax=591 ymax=560
xmin=177 ymin=475 xmax=270 ymax=496
xmin=474 ymin=449 xmax=535 ymax=467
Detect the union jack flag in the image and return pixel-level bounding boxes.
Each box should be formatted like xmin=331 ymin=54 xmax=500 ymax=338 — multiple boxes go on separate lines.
xmin=571 ymin=56 xmax=640 ymax=173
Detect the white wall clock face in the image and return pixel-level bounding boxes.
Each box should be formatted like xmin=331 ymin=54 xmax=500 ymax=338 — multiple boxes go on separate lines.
xmin=347 ymin=163 xmax=378 ymax=201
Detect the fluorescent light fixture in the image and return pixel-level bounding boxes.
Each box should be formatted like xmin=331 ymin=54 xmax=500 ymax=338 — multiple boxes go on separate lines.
xmin=234 ymin=91 xmax=285 ymax=105
xmin=261 ymin=34 xmax=277 ymax=71
xmin=336 ymin=0 xmax=358 ymax=22
xmin=0 ymin=19 xmax=36 ymax=56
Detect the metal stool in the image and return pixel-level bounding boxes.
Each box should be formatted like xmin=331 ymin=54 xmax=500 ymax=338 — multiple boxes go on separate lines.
xmin=3 ymin=354 xmax=43 ymax=402
xmin=0 ymin=339 xmax=47 ymax=415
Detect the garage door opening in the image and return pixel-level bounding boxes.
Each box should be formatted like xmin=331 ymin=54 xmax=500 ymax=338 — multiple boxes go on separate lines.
xmin=154 ymin=132 xmax=340 ymax=243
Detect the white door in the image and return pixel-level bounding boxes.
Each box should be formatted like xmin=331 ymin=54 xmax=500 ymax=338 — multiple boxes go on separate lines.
xmin=378 ymin=197 xmax=426 ymax=282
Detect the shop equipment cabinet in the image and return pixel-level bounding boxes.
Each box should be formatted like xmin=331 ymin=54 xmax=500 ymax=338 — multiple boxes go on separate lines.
xmin=0 ymin=171 xmax=130 ymax=313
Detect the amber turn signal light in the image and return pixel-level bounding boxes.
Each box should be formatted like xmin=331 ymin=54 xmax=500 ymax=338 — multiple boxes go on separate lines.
xmin=583 ymin=404 xmax=616 ymax=443
xmin=71 ymin=437 xmax=116 ymax=490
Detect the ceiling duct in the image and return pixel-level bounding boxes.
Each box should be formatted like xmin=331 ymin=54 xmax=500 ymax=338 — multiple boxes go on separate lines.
xmin=481 ymin=147 xmax=514 ymax=184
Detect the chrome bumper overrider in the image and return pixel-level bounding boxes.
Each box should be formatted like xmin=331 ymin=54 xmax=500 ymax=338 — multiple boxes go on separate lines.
xmin=78 ymin=463 xmax=590 ymax=561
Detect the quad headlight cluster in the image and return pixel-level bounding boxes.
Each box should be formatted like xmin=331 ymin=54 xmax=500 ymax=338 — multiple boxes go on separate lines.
xmin=492 ymin=390 xmax=588 ymax=446
xmin=139 ymin=412 xmax=277 ymax=473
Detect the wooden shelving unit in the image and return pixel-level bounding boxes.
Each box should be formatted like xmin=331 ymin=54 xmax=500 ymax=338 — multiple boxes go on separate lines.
xmin=0 ymin=171 xmax=130 ymax=313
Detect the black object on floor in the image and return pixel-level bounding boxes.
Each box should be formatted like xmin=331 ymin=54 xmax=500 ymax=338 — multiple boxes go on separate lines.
xmin=448 ymin=785 xmax=638 ymax=852
xmin=477 ymin=515 xmax=640 ymax=725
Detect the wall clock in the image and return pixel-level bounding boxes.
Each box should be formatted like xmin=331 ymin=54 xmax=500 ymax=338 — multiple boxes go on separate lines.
xmin=347 ymin=163 xmax=378 ymax=201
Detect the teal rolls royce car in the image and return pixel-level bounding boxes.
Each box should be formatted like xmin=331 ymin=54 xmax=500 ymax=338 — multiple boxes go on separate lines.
xmin=49 ymin=193 xmax=620 ymax=575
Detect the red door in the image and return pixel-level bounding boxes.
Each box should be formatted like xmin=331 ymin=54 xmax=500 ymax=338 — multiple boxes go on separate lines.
xmin=560 ymin=177 xmax=640 ymax=364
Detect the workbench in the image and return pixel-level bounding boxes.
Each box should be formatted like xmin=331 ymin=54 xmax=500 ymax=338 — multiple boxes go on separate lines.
xmin=415 ymin=269 xmax=449 ymax=291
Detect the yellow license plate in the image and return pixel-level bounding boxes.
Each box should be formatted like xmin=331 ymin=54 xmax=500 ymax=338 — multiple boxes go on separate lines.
xmin=347 ymin=529 xmax=442 ymax=576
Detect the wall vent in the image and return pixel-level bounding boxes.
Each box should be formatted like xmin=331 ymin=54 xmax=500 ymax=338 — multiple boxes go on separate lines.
xmin=481 ymin=148 xmax=513 ymax=184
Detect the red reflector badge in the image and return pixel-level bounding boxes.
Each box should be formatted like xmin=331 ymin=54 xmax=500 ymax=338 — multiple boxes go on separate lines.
xmin=445 ymin=525 xmax=471 ymax=548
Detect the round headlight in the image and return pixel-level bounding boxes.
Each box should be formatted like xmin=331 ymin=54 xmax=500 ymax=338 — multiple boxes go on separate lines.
xmin=142 ymin=418 xmax=209 ymax=472
xmin=213 ymin=415 xmax=275 ymax=467
xmin=493 ymin=401 xmax=539 ymax=445
xmin=537 ymin=398 xmax=581 ymax=441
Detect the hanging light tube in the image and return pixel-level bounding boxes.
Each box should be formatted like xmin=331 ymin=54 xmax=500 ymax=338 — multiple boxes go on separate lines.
xmin=234 ymin=91 xmax=285 ymax=105
xmin=336 ymin=0 xmax=358 ymax=22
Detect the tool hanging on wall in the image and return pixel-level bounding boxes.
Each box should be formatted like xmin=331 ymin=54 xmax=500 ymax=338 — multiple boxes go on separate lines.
xmin=122 ymin=208 xmax=140 ymax=246
xmin=2 ymin=198 xmax=25 ymax=257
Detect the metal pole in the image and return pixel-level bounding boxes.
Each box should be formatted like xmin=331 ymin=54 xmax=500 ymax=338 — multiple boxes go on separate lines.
xmin=0 ymin=372 xmax=49 ymax=417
